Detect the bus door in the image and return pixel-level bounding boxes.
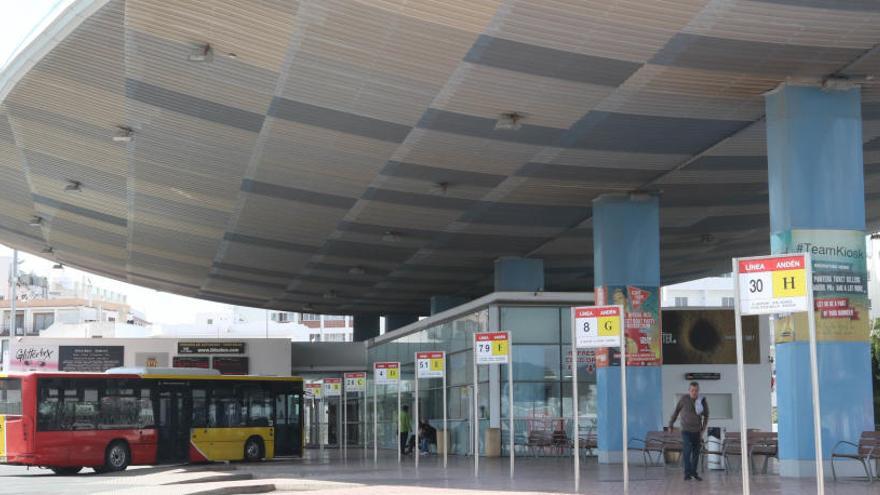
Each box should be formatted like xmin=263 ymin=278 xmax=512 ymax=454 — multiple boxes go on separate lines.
xmin=273 ymin=387 xmax=302 ymax=456
xmin=155 ymin=382 xmax=191 ymax=463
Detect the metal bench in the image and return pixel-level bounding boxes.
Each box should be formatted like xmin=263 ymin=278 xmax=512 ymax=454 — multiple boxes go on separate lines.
xmin=631 ymin=430 xmax=682 ymax=467
xmin=831 ymin=431 xmax=880 ymax=482
xmin=526 ymin=429 xmax=554 ymax=457
xmin=748 ymin=431 xmax=778 ymax=474
xmin=579 ymin=426 xmax=597 ymax=458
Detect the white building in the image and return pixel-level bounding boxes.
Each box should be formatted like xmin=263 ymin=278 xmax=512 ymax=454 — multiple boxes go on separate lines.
xmin=156 ymin=307 xmax=353 ymax=342
xmin=661 ymin=276 xmax=735 ymax=309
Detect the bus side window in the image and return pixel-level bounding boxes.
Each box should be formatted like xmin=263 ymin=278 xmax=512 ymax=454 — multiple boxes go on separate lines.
xmin=208 ymin=383 xmax=243 ymax=427
xmin=37 ymin=383 xmax=62 ymax=431
xmin=192 ymin=388 xmax=207 ymax=428
xmin=246 ymin=385 xmax=273 ymax=427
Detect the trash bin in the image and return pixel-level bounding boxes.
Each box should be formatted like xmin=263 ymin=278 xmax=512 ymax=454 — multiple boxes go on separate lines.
xmin=706 ymin=427 xmax=723 ymax=470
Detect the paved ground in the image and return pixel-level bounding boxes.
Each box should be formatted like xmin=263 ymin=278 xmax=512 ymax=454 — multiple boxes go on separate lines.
xmin=1 ymin=450 xmax=877 ymax=494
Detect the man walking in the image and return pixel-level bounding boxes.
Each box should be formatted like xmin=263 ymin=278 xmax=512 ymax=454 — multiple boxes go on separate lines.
xmin=399 ymin=404 xmax=412 ymax=454
xmin=669 ymin=381 xmax=709 ymax=481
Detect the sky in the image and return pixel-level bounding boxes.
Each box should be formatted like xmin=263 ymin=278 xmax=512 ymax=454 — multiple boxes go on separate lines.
xmin=1 ymin=244 xmax=233 ymax=324
xmin=0 ymin=1 xmax=234 ymax=324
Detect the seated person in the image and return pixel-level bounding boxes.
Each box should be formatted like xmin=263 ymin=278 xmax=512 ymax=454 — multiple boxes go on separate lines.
xmin=418 ymin=419 xmax=437 ymax=455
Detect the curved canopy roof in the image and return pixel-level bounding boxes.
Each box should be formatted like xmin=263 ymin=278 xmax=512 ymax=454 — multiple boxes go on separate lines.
xmin=2 ymin=0 xmax=880 ymax=314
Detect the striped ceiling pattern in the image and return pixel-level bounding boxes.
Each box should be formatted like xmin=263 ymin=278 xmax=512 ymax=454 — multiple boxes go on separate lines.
xmin=2 ymin=0 xmax=880 ymax=314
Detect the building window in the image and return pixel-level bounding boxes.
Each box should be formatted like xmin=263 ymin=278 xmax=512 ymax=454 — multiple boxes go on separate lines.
xmin=207 ymin=319 xmax=213 ymax=325
xmin=301 ymin=313 xmax=321 ymax=322
xmin=275 ymin=312 xmax=289 ymax=323
xmin=324 ymin=315 xmax=345 ymax=321
xmin=33 ymin=312 xmax=55 ymax=333
xmin=674 ymin=297 xmax=688 ymax=307
xmin=309 ymin=333 xmax=321 ymax=342
xmin=722 ymin=297 xmax=734 ymax=308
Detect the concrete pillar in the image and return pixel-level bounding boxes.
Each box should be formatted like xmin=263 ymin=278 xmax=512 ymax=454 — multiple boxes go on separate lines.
xmin=384 ymin=313 xmax=419 ymax=332
xmin=352 ymin=313 xmax=380 ymax=342
xmin=593 ymin=194 xmax=663 ymax=464
xmin=493 ymin=257 xmax=544 ymax=292
xmin=429 ymin=295 xmax=467 ymax=315
xmin=765 ymin=84 xmax=874 ymax=477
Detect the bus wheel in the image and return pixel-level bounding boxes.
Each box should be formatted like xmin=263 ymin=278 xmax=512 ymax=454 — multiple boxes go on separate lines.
xmin=243 ymin=436 xmax=264 ymax=462
xmin=50 ymin=466 xmax=83 ymax=475
xmin=102 ymin=441 xmax=130 ymax=472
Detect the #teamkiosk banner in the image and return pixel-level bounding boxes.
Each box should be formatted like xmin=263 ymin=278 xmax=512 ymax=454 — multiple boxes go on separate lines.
xmin=771 ymin=229 xmax=869 ymax=342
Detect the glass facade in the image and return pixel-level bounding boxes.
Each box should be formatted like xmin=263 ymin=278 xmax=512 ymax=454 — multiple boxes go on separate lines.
xmin=366 ymin=296 xmax=595 ymax=457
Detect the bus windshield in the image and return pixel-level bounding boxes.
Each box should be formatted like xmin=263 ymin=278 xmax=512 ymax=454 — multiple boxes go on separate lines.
xmin=0 ymin=378 xmax=22 ymax=414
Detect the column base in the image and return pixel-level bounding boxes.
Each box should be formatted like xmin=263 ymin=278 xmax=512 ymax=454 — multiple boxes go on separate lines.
xmin=779 ymin=459 xmax=868 ymax=479
xmin=597 ymin=449 xmax=651 ymax=465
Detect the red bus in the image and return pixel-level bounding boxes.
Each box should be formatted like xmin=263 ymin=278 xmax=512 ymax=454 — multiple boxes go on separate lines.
xmin=0 ymin=369 xmax=303 ymax=475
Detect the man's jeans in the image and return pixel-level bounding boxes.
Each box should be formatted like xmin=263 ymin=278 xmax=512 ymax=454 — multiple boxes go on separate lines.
xmin=681 ymin=431 xmax=702 ymax=477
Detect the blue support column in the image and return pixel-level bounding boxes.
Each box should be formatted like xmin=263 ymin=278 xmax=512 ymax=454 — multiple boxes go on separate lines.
xmin=765 ymin=84 xmax=874 ymax=477
xmin=385 ymin=313 xmax=419 ymax=332
xmin=494 ymin=256 xmax=544 ymax=291
xmin=352 ymin=313 xmax=380 ymax=342
xmin=592 ymin=194 xmax=663 ymax=464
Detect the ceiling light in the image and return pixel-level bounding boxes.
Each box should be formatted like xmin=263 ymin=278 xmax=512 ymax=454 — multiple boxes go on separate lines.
xmin=64 ymin=180 xmax=82 ymax=192
xmin=495 ymin=111 xmax=524 ymax=131
xmin=348 ymin=266 xmax=366 ymax=276
xmin=113 ymin=126 xmax=133 ymax=142
xmin=700 ymin=234 xmax=716 ymax=245
xmin=28 ymin=216 xmax=43 ymax=227
xmin=382 ymin=231 xmax=400 ymax=243
xmin=302 ymin=304 xmax=314 ymax=312
xmin=322 ymin=290 xmax=337 ymax=300
xmin=188 ymin=43 xmax=213 ymax=62
xmin=41 ymin=246 xmax=53 ymax=254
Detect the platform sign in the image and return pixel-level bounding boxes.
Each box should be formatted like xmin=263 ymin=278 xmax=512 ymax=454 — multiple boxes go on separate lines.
xmin=323 ymin=377 xmax=342 ymax=397
xmin=736 ymin=254 xmax=808 ymax=315
xmin=416 ymin=351 xmax=445 ymax=378
xmin=342 ymin=372 xmax=366 ymax=460
xmin=304 ymin=382 xmax=322 ymax=399
xmin=732 ymin=252 xmax=821 ymax=495
xmin=572 ymin=305 xmax=622 ymax=348
xmin=474 ymin=332 xmax=510 ymax=364
xmin=414 ymin=351 xmax=447 ymax=469
xmin=344 ymin=372 xmax=366 ymax=392
xmin=472 ymin=331 xmax=514 ymax=479
xmin=570 ymin=304 xmax=627 ymax=493
xmin=373 ymin=362 xmax=399 ymax=384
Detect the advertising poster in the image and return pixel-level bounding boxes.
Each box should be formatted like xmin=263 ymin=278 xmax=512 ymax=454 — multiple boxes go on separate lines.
xmin=565 ymin=348 xmax=597 ymax=376
xmin=771 ymin=229 xmax=869 ymax=343
xmin=596 ymin=285 xmax=662 ymax=366
xmin=178 ymin=342 xmax=245 ymax=354
xmin=11 ymin=343 xmax=59 ymax=371
xmin=211 ymin=356 xmax=249 ymax=375
xmin=173 ymin=356 xmax=210 ymax=369
xmin=59 ymin=346 xmax=124 ymax=372
xmin=662 ymin=310 xmax=759 ymax=365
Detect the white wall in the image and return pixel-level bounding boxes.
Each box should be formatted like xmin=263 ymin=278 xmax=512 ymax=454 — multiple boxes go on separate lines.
xmin=6 ymin=337 xmax=292 ymax=376
xmin=661 ymin=315 xmax=772 ymax=433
